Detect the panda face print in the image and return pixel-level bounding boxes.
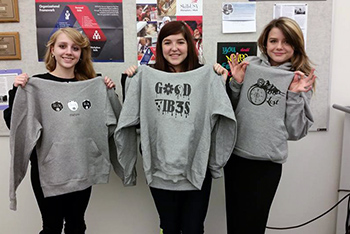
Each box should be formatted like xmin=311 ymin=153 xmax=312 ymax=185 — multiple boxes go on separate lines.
xmin=67 ymin=101 xmax=79 ymax=111
xmin=51 ymin=101 xmax=63 ymax=112
xmin=82 ymin=100 xmax=91 ymax=110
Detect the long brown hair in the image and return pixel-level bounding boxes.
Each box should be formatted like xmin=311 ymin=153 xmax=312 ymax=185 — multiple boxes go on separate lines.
xmin=44 ymin=27 xmax=96 ymax=80
xmin=258 ymin=17 xmax=312 ymax=75
xmin=154 ymin=21 xmax=201 ymax=72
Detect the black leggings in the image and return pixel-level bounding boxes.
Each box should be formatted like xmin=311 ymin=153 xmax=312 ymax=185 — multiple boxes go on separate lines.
xmin=224 ymin=155 xmax=282 ymax=234
xmin=150 ymin=172 xmax=212 ymax=234
xmin=30 ymin=153 xmax=91 ymax=234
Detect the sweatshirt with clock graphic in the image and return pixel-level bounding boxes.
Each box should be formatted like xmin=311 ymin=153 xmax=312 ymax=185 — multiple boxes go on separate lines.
xmin=228 ymin=55 xmax=314 ymax=164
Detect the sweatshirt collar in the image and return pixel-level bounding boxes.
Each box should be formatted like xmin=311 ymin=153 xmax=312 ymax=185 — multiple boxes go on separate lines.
xmin=259 ymin=54 xmax=293 ymax=71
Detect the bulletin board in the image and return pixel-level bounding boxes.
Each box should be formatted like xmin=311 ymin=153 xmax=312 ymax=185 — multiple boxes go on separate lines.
xmin=0 ymin=0 xmax=332 ymax=132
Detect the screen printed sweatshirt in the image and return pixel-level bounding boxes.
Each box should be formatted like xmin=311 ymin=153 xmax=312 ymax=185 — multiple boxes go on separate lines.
xmin=115 ymin=65 xmax=237 ymax=191
xmin=9 ymin=77 xmax=122 ymax=210
xmin=228 ymin=55 xmax=314 ymax=163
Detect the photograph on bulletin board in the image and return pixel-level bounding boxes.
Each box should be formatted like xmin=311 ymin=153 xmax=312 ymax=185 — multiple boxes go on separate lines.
xmin=136 ymin=0 xmax=203 ymax=66
xmin=136 ymin=1 xmax=158 ymax=65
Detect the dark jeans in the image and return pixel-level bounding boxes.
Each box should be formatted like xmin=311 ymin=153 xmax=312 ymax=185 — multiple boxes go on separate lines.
xmin=224 ymin=155 xmax=282 ymax=234
xmin=150 ymin=172 xmax=212 ymax=234
xmin=30 ymin=153 xmax=91 ymax=234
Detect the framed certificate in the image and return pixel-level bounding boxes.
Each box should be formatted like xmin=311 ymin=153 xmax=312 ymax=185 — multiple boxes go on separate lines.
xmin=0 ymin=0 xmax=19 ymax=22
xmin=0 ymin=32 xmax=21 ymax=60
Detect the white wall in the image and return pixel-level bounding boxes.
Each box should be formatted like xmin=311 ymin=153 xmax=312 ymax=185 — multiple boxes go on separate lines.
xmin=0 ymin=0 xmax=349 ymax=233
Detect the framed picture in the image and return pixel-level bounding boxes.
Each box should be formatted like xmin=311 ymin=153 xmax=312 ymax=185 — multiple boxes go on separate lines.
xmin=0 ymin=0 xmax=19 ymax=22
xmin=0 ymin=32 xmax=21 ymax=60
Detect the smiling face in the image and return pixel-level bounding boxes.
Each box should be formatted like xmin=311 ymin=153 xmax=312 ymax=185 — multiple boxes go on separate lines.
xmin=161 ymin=33 xmax=188 ymax=72
xmin=266 ymin=27 xmax=294 ymax=66
xmin=51 ymin=32 xmax=81 ymax=73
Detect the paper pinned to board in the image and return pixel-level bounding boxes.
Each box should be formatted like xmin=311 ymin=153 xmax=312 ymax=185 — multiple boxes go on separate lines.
xmin=273 ymin=3 xmax=308 ymax=48
xmin=0 ymin=69 xmax=21 ymax=136
xmin=222 ymin=2 xmax=256 ymax=34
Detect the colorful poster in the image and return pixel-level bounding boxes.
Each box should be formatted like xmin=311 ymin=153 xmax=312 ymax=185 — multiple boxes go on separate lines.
xmin=36 ymin=0 xmax=123 ymax=62
xmin=136 ymin=0 xmax=203 ymax=65
xmin=217 ymin=42 xmax=257 ymax=77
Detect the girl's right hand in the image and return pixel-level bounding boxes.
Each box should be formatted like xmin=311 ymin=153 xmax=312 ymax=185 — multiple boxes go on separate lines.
xmin=228 ymin=53 xmax=249 ymax=84
xmin=14 ymin=73 xmax=29 ymax=87
xmin=213 ymin=63 xmax=228 ymax=82
xmin=124 ymin=65 xmax=138 ymax=77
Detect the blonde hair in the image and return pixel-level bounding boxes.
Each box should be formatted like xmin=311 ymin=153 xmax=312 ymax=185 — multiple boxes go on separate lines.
xmin=44 ymin=27 xmax=96 ymax=80
xmin=258 ymin=17 xmax=312 ymax=75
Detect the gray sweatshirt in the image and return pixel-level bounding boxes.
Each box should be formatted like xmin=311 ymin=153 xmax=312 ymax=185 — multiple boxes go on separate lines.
xmin=9 ymin=77 xmax=122 ymax=210
xmin=115 ymin=65 xmax=237 ymax=190
xmin=228 ymin=55 xmax=314 ymax=163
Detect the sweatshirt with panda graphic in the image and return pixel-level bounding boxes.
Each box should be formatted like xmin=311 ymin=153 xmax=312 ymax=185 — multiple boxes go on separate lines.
xmin=9 ymin=77 xmax=122 ymax=210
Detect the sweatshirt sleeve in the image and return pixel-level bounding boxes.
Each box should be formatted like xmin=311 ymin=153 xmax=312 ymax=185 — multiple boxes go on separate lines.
xmin=3 ymin=86 xmax=18 ymax=129
xmin=285 ymin=90 xmax=314 ymax=140
xmin=227 ymin=78 xmax=243 ymax=109
xmin=9 ymin=86 xmax=42 ymax=210
xmin=114 ymin=75 xmax=141 ymax=186
xmin=208 ymin=75 xmax=237 ymax=178
xmin=106 ymin=88 xmax=122 ymax=133
xmin=106 ymin=88 xmax=124 ymax=180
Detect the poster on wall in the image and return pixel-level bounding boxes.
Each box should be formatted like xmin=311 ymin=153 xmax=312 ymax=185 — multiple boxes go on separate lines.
xmin=136 ymin=0 xmax=203 ymax=65
xmin=217 ymin=42 xmax=257 ymax=77
xmin=35 ymin=0 xmax=124 ymax=62
xmin=0 ymin=69 xmax=21 ymax=136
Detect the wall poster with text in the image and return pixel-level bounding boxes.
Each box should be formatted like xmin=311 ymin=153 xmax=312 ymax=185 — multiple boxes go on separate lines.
xmin=36 ymin=0 xmax=124 ymax=62
xmin=217 ymin=42 xmax=257 ymax=77
xmin=136 ymin=0 xmax=203 ymax=65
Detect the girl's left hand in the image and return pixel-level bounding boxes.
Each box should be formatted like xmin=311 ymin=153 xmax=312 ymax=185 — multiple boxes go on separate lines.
xmin=104 ymin=76 xmax=115 ymax=89
xmin=289 ymin=68 xmax=316 ymax=93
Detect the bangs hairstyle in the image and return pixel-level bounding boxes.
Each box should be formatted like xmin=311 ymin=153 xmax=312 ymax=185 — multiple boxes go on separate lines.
xmin=154 ymin=21 xmax=201 ymax=72
xmin=258 ymin=17 xmax=312 ymax=75
xmin=44 ymin=27 xmax=96 ymax=80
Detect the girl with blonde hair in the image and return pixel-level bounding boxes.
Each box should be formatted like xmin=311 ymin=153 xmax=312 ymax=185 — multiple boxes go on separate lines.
xmin=4 ymin=27 xmax=115 ymax=234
